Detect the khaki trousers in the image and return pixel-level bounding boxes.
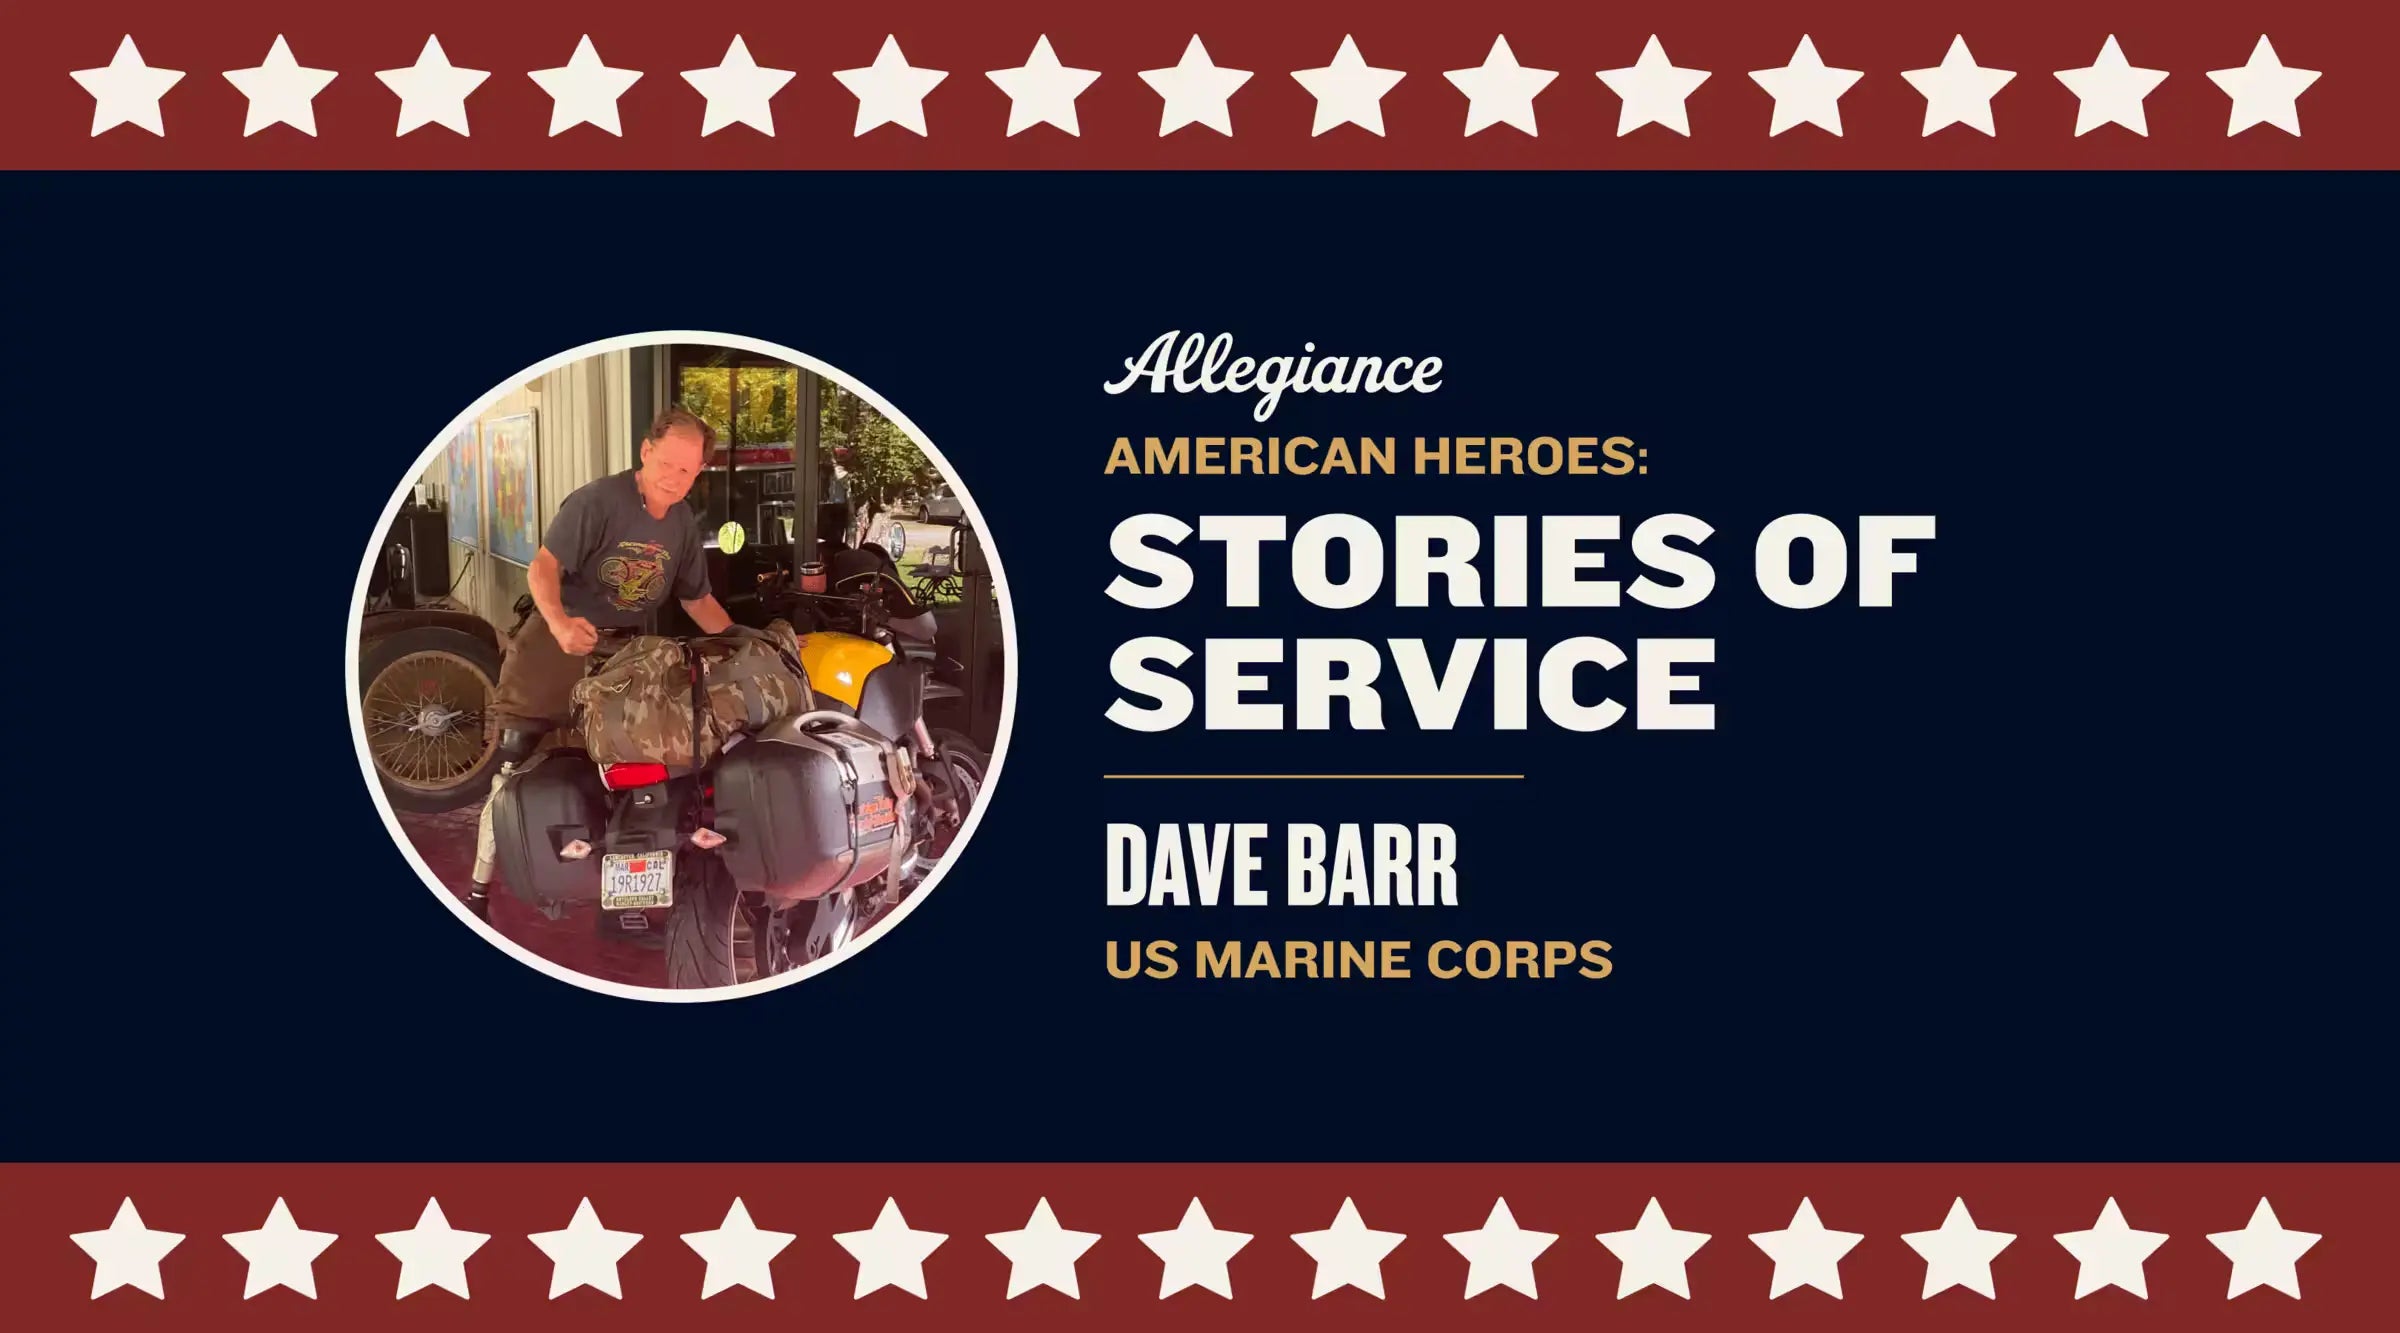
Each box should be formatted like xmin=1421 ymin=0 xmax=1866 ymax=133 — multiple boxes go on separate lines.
xmin=490 ymin=614 xmax=590 ymax=731
xmin=473 ymin=616 xmax=602 ymax=887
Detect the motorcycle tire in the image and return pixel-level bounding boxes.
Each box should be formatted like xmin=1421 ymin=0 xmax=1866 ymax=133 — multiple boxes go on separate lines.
xmin=664 ymin=857 xmax=739 ymax=989
xmin=357 ymin=625 xmax=504 ymax=814
xmin=741 ymin=899 xmax=791 ymax=982
xmin=931 ymin=729 xmax=989 ymax=799
xmin=919 ymin=730 xmax=989 ymax=858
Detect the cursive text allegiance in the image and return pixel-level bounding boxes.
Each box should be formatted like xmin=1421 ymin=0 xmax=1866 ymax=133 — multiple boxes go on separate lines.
xmin=1103 ymin=330 xmax=1444 ymax=423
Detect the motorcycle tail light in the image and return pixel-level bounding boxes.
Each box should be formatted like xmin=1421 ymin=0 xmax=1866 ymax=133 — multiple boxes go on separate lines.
xmin=600 ymin=762 xmax=670 ymax=790
xmin=559 ymin=839 xmax=593 ymax=861
xmin=690 ymin=827 xmax=727 ymax=850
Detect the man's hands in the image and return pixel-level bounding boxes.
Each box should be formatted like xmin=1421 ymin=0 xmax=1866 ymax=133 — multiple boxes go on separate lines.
xmin=682 ymin=594 xmax=735 ymax=636
xmin=549 ymin=614 xmax=600 ymax=655
xmin=527 ymin=548 xmax=595 ymax=652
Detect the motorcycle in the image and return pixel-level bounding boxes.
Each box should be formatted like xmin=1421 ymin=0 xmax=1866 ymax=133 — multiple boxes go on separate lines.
xmin=766 ymin=552 xmax=988 ymax=775
xmin=486 ymin=618 xmax=987 ymax=988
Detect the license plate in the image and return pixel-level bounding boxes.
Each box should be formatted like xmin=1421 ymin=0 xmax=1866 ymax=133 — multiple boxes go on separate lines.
xmin=601 ymin=850 xmax=673 ymax=910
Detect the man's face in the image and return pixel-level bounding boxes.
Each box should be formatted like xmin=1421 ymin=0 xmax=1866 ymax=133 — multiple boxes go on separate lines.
xmin=641 ymin=428 xmax=707 ymax=505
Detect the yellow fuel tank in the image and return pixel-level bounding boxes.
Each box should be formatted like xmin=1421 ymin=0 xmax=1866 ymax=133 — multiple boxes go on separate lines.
xmin=795 ymin=632 xmax=895 ymax=710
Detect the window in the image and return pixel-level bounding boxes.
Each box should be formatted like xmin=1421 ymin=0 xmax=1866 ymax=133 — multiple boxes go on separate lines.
xmin=817 ymin=377 xmax=940 ymax=546
xmin=670 ymin=351 xmax=808 ymax=551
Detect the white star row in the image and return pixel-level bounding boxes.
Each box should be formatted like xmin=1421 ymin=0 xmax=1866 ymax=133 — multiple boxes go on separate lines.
xmin=70 ymin=31 xmax=2326 ymax=142
xmin=69 ymin=1192 xmax=2323 ymax=1303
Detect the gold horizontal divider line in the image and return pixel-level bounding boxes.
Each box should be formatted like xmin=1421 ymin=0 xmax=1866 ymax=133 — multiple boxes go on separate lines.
xmin=1101 ymin=773 xmax=1525 ymax=780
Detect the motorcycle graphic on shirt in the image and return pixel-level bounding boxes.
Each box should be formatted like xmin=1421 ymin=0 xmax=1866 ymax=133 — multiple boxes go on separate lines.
xmin=597 ymin=541 xmax=672 ymax=612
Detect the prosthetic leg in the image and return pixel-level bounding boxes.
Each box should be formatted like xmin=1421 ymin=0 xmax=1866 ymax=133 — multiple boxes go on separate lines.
xmin=467 ymin=724 xmax=548 ymax=920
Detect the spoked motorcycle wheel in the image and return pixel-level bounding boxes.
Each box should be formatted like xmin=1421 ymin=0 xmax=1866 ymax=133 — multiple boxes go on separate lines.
xmin=358 ymin=626 xmax=503 ymax=814
xmin=664 ymin=856 xmax=739 ymax=989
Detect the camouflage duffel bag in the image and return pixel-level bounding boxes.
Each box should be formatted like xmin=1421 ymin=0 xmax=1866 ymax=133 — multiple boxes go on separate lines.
xmin=696 ymin=622 xmax=814 ymax=744
xmin=569 ymin=626 xmax=813 ymax=772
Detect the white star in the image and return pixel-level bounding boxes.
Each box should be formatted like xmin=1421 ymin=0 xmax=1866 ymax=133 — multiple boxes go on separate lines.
xmin=1442 ymin=1197 xmax=1556 ymax=1299
xmin=1139 ymin=1197 xmax=1252 ymax=1299
xmin=221 ymin=1198 xmax=338 ymax=1300
xmin=70 ymin=1197 xmax=183 ymax=1300
xmin=222 ymin=36 xmax=337 ymax=138
xmin=1902 ymin=1197 xmax=2015 ymax=1299
xmin=832 ymin=1197 xmax=946 ymax=1299
xmin=2054 ymin=36 xmax=2170 ymax=137
xmin=376 ymin=37 xmax=487 ymax=138
xmin=527 ymin=1198 xmax=642 ymax=1300
xmin=681 ymin=37 xmax=794 ymax=138
xmin=833 ymin=36 xmax=948 ymax=138
xmin=1140 ymin=36 xmax=1251 ymax=137
xmin=375 ymin=1197 xmax=488 ymax=1300
xmin=1290 ymin=1197 xmax=1406 ymax=1300
xmin=528 ymin=36 xmax=641 ymax=138
xmin=1596 ymin=36 xmax=1711 ymax=137
xmin=1901 ymin=36 xmax=2016 ymax=137
xmin=70 ymin=36 xmax=184 ymax=138
xmin=985 ymin=1197 xmax=1102 ymax=1299
xmin=681 ymin=1198 xmax=794 ymax=1299
xmin=2208 ymin=36 xmax=2321 ymax=137
xmin=1749 ymin=35 xmax=1862 ymax=137
xmin=986 ymin=36 xmax=1101 ymax=137
xmin=2207 ymin=1197 xmax=2320 ymax=1299
xmin=1443 ymin=36 xmax=1556 ymax=137
xmin=2053 ymin=1198 xmax=2168 ymax=1299
xmin=1748 ymin=1197 xmax=1863 ymax=1299
xmin=1291 ymin=35 xmax=1406 ymax=138
xmin=1595 ymin=1197 xmax=1710 ymax=1299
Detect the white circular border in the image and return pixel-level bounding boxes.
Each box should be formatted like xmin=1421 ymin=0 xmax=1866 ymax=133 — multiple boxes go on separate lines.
xmin=343 ymin=330 xmax=1018 ymax=1003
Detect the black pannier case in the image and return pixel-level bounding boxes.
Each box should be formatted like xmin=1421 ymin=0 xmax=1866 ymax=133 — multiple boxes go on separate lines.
xmin=713 ymin=714 xmax=905 ymax=905
xmin=489 ymin=749 xmax=609 ymax=907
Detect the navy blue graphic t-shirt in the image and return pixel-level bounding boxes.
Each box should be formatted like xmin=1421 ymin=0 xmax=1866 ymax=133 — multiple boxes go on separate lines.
xmin=542 ymin=469 xmax=710 ymax=628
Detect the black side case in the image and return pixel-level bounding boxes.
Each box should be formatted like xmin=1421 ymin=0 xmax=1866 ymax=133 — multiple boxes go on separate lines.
xmin=489 ymin=749 xmax=609 ymax=907
xmin=713 ymin=717 xmax=901 ymax=904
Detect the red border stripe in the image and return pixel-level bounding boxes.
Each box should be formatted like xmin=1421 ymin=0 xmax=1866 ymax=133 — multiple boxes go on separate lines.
xmin=9 ymin=1 xmax=2392 ymax=169
xmin=7 ymin=1162 xmax=2392 ymax=1329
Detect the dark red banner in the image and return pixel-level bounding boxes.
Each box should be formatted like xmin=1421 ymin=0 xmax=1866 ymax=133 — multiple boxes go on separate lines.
xmin=7 ymin=1163 xmax=2390 ymax=1329
xmin=8 ymin=1 xmax=2391 ymax=169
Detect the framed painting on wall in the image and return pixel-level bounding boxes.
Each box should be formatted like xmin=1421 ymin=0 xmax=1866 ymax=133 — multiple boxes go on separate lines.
xmin=443 ymin=423 xmax=481 ymax=549
xmin=484 ymin=412 xmax=539 ymax=566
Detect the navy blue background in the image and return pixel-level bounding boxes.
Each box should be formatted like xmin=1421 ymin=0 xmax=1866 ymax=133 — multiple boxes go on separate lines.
xmin=7 ymin=172 xmax=2392 ymax=1162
